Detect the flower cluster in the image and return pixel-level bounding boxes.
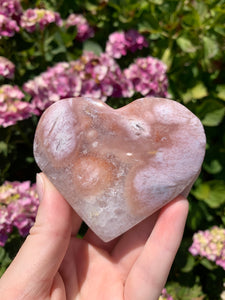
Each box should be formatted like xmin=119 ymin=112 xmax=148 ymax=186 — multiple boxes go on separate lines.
xmin=159 ymin=288 xmax=174 ymax=300
xmin=0 ymin=13 xmax=19 ymax=37
xmin=0 ymin=2 xmax=94 ymax=39
xmin=189 ymin=226 xmax=225 ymax=270
xmin=0 ymin=181 xmax=39 ymax=246
xmin=20 ymin=8 xmax=62 ymax=32
xmin=65 ymin=13 xmax=94 ymax=42
xmin=0 ymin=0 xmax=22 ymax=21
xmin=0 ymin=56 xmax=15 ymax=78
xmin=23 ymin=51 xmax=134 ymax=112
xmin=23 ymin=49 xmax=168 ymax=114
xmin=0 ymin=84 xmax=35 ymax=127
xmin=106 ymin=29 xmax=148 ymax=59
xmin=0 ymin=0 xmax=22 ymax=37
xmin=124 ymin=56 xmax=168 ymax=97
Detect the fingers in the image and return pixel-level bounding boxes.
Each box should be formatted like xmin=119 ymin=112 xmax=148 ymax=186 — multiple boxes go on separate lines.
xmin=84 ymin=229 xmax=119 ymax=252
xmin=124 ymin=196 xmax=189 ymax=300
xmin=0 ymin=173 xmax=81 ymax=298
xmin=111 ymin=211 xmax=159 ymax=276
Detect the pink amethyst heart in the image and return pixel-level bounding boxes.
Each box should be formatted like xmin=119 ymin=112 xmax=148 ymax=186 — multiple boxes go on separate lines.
xmin=34 ymin=97 xmax=206 ymax=242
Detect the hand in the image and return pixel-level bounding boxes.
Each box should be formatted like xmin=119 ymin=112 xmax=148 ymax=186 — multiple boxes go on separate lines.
xmin=0 ymin=173 xmax=188 ymax=300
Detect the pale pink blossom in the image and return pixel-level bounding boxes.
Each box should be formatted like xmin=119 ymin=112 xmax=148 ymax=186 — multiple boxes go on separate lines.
xmin=0 ymin=56 xmax=15 ymax=78
xmin=20 ymin=8 xmax=62 ymax=32
xmin=0 ymin=181 xmax=39 ymax=246
xmin=65 ymin=13 xmax=94 ymax=41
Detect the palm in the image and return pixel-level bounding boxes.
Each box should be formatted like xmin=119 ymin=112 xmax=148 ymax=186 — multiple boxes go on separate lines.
xmin=53 ymin=207 xmax=179 ymax=300
xmin=0 ymin=173 xmax=188 ymax=300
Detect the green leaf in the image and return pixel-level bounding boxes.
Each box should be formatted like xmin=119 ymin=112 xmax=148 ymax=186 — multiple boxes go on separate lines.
xmin=203 ymin=159 xmax=223 ymax=174
xmin=191 ymin=82 xmax=208 ymax=99
xmin=182 ymin=82 xmax=208 ymax=103
xmin=149 ymin=0 xmax=163 ymax=4
xmin=161 ymin=47 xmax=173 ymax=69
xmin=192 ymin=180 xmax=225 ymax=208
xmin=177 ymin=36 xmax=197 ymax=53
xmin=216 ymin=85 xmax=225 ymax=101
xmin=181 ymin=254 xmax=196 ymax=273
xmin=201 ymin=107 xmax=225 ymax=126
xmin=0 ymin=247 xmax=11 ymax=277
xmin=200 ymin=257 xmax=217 ymax=270
xmin=60 ymin=26 xmax=77 ymax=47
xmin=0 ymin=141 xmax=8 ymax=156
xmin=203 ymin=36 xmax=219 ymax=59
xmin=83 ymin=40 xmax=103 ymax=56
xmin=195 ymin=99 xmax=225 ymax=126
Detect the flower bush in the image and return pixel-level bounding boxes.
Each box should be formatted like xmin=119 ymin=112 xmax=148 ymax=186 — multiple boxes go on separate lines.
xmin=0 ymin=181 xmax=39 ymax=246
xmin=20 ymin=8 xmax=62 ymax=32
xmin=0 ymin=0 xmax=224 ymax=299
xmin=189 ymin=226 xmax=225 ymax=270
xmin=0 ymin=56 xmax=15 ymax=78
xmin=105 ymin=29 xmax=148 ymax=59
xmin=65 ymin=13 xmax=94 ymax=42
xmin=0 ymin=85 xmax=34 ymax=127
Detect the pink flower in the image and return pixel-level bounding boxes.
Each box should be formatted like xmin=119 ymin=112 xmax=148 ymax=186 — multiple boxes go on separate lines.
xmin=20 ymin=8 xmax=62 ymax=32
xmin=106 ymin=29 xmax=148 ymax=59
xmin=0 ymin=56 xmax=15 ymax=78
xmin=0 ymin=13 xmax=19 ymax=37
xmin=23 ymin=51 xmax=134 ymax=113
xmin=0 ymin=0 xmax=23 ymax=22
xmin=65 ymin=13 xmax=94 ymax=41
xmin=124 ymin=56 xmax=168 ymax=97
xmin=0 ymin=84 xmax=35 ymax=127
xmin=189 ymin=226 xmax=225 ymax=270
xmin=159 ymin=288 xmax=174 ymax=300
xmin=0 ymin=181 xmax=39 ymax=246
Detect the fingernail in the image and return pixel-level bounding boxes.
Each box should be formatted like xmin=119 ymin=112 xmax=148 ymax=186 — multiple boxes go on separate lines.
xmin=36 ymin=173 xmax=44 ymax=201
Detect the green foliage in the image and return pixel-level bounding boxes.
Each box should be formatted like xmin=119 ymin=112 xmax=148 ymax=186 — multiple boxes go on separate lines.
xmin=0 ymin=0 xmax=225 ymax=299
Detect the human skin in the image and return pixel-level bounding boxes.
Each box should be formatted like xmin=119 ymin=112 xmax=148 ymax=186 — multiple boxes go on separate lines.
xmin=0 ymin=173 xmax=188 ymax=300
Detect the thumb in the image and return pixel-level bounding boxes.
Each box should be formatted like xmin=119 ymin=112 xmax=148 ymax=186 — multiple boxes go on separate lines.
xmin=0 ymin=173 xmax=78 ymax=297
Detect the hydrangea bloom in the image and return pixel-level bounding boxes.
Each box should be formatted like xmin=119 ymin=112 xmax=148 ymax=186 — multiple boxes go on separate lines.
xmin=124 ymin=56 xmax=168 ymax=97
xmin=20 ymin=8 xmax=62 ymax=32
xmin=189 ymin=226 xmax=225 ymax=270
xmin=0 ymin=13 xmax=19 ymax=37
xmin=0 ymin=181 xmax=39 ymax=246
xmin=159 ymin=288 xmax=174 ymax=300
xmin=0 ymin=56 xmax=15 ymax=78
xmin=106 ymin=29 xmax=148 ymax=59
xmin=0 ymin=0 xmax=23 ymax=22
xmin=0 ymin=85 xmax=35 ymax=127
xmin=23 ymin=51 xmax=134 ymax=113
xmin=65 ymin=13 xmax=94 ymax=41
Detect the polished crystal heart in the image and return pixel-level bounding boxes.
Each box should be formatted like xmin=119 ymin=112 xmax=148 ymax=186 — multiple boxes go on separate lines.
xmin=34 ymin=97 xmax=206 ymax=241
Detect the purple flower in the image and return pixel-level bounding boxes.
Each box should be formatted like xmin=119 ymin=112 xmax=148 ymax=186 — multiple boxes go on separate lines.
xmin=20 ymin=8 xmax=62 ymax=32
xmin=23 ymin=51 xmax=134 ymax=113
xmin=0 ymin=13 xmax=19 ymax=37
xmin=65 ymin=13 xmax=94 ymax=41
xmin=0 ymin=0 xmax=23 ymax=22
xmin=189 ymin=226 xmax=225 ymax=270
xmin=159 ymin=288 xmax=174 ymax=300
xmin=23 ymin=62 xmax=82 ymax=112
xmin=0 ymin=181 xmax=39 ymax=246
xmin=124 ymin=56 xmax=168 ymax=97
xmin=0 ymin=56 xmax=15 ymax=78
xmin=0 ymin=84 xmax=35 ymax=127
xmin=106 ymin=29 xmax=148 ymax=59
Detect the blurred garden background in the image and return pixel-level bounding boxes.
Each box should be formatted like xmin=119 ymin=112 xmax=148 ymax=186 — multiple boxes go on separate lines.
xmin=0 ymin=0 xmax=225 ymax=299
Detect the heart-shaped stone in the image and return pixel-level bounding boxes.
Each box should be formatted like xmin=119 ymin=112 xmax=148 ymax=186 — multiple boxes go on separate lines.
xmin=34 ymin=97 xmax=206 ymax=241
